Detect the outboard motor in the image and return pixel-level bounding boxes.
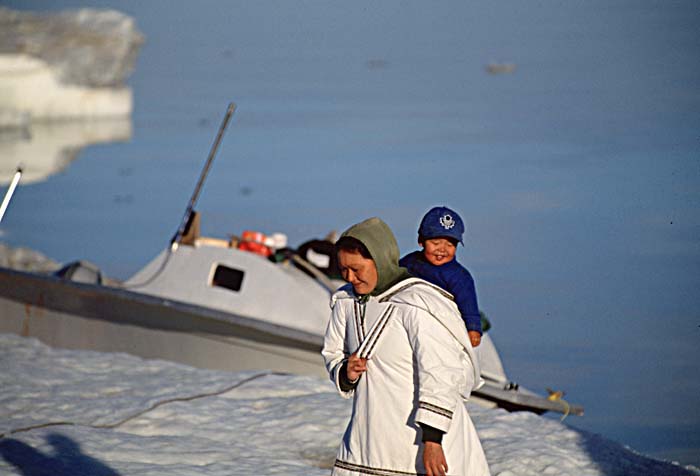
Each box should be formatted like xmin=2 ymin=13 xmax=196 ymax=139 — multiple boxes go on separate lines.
xmin=54 ymin=260 xmax=103 ymax=285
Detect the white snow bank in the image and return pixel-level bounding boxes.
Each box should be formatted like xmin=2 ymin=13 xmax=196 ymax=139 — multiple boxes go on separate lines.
xmin=0 ymin=334 xmax=696 ymax=476
xmin=0 ymin=242 xmax=60 ymax=272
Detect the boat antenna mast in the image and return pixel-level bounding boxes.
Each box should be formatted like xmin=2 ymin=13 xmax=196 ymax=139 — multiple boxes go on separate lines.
xmin=0 ymin=167 xmax=23 ymax=226
xmin=170 ymin=102 xmax=236 ymax=250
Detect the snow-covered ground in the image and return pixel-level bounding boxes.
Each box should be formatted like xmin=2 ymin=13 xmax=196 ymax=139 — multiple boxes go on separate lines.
xmin=0 ymin=334 xmax=696 ymax=476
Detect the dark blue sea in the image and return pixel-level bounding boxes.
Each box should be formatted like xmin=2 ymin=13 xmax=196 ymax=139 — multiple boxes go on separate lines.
xmin=2 ymin=0 xmax=699 ymax=467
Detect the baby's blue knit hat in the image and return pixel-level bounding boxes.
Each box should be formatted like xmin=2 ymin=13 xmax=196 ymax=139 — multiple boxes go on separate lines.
xmin=418 ymin=206 xmax=465 ymax=244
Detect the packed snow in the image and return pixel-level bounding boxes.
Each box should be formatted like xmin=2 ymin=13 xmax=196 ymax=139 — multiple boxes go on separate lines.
xmin=0 ymin=334 xmax=696 ymax=476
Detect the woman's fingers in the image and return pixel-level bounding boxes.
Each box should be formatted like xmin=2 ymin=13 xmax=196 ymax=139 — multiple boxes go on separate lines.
xmin=347 ymin=353 xmax=368 ymax=381
xmin=423 ymin=442 xmax=448 ymax=476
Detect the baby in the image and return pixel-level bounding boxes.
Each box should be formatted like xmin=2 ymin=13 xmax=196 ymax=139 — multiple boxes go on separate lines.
xmin=399 ymin=206 xmax=482 ymax=347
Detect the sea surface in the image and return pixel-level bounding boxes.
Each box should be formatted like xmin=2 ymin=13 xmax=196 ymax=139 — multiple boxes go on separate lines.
xmin=1 ymin=0 xmax=699 ymax=467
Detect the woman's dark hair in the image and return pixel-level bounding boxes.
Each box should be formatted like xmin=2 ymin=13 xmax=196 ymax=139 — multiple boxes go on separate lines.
xmin=335 ymin=236 xmax=373 ymax=260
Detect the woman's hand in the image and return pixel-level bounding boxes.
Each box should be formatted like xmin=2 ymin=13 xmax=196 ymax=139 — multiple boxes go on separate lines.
xmin=468 ymin=330 xmax=481 ymax=347
xmin=423 ymin=441 xmax=448 ymax=476
xmin=346 ymin=352 xmax=367 ymax=382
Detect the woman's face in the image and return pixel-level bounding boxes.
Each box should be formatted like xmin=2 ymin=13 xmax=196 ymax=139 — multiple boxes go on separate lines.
xmin=338 ymin=249 xmax=378 ymax=295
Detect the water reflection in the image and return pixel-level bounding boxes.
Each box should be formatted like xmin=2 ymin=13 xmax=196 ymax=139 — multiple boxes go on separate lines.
xmin=0 ymin=119 xmax=132 ymax=185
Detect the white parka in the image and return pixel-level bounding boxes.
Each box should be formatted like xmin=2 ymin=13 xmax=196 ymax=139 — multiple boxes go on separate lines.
xmin=323 ymin=277 xmax=491 ymax=476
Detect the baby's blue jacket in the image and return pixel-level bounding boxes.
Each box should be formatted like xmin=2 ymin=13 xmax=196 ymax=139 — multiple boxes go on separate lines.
xmin=399 ymin=251 xmax=482 ymax=334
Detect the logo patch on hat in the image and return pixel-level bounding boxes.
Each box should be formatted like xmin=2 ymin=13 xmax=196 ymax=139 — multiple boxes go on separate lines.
xmin=439 ymin=214 xmax=455 ymax=230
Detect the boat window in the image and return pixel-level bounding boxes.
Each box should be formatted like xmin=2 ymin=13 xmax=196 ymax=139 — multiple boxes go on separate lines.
xmin=211 ymin=265 xmax=244 ymax=292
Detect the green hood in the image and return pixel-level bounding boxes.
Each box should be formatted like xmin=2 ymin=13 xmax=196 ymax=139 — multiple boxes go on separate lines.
xmin=341 ymin=217 xmax=411 ymax=296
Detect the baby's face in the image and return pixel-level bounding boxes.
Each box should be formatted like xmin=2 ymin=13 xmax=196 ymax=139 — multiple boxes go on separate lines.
xmin=422 ymin=237 xmax=457 ymax=266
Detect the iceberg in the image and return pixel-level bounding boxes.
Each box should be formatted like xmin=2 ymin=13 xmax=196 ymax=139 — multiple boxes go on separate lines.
xmin=0 ymin=7 xmax=144 ymax=123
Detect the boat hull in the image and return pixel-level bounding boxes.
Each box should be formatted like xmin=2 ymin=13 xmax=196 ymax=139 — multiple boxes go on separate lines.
xmin=0 ymin=267 xmax=326 ymax=377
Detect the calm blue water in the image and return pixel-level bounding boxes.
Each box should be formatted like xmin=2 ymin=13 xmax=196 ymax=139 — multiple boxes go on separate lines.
xmin=2 ymin=0 xmax=699 ymax=467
